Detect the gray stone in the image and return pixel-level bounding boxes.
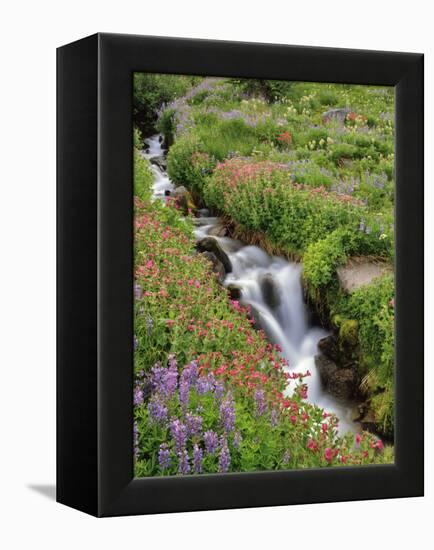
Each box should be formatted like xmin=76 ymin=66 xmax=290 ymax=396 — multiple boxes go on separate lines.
xmin=208 ymin=224 xmax=229 ymax=238
xmin=315 ymin=355 xmax=357 ymax=400
xmin=196 ymin=237 xmax=232 ymax=273
xmin=150 ymin=155 xmax=167 ymax=170
xmin=337 ymin=258 xmax=393 ymax=293
xmin=202 ymin=252 xmax=226 ymax=283
xmin=318 ymin=335 xmax=340 ymax=363
xmin=328 ymin=368 xmax=356 ymax=400
xmin=315 ymin=354 xmax=338 ymax=386
xmin=227 ymin=283 xmax=242 ymax=301
xmin=322 ymin=108 xmax=351 ymax=124
xmin=259 ymin=273 xmax=281 ymax=309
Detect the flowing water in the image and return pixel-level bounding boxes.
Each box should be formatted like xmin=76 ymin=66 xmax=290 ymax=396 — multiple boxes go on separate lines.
xmin=143 ymin=135 xmax=358 ymax=434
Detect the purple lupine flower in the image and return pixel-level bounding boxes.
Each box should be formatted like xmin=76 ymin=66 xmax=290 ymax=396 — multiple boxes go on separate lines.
xmin=203 ymin=430 xmax=219 ymax=454
xmin=133 ymin=385 xmax=144 ymax=406
xmin=185 ymin=412 xmax=203 ymax=437
xmin=134 ymin=282 xmax=142 ymax=299
xmin=270 ymin=408 xmax=280 ymax=427
xmin=233 ymin=431 xmax=242 ymax=450
xmin=218 ymin=438 xmax=231 ymax=473
xmin=133 ymin=421 xmax=139 ymax=460
xmin=177 ymin=449 xmax=190 ymax=475
xmin=178 ymin=361 xmax=198 ymax=408
xmin=148 ymin=397 xmax=168 ymax=425
xmin=214 ymin=380 xmax=225 ymax=400
xmin=163 ymin=355 xmax=178 ymax=397
xmin=192 ymin=444 xmax=203 ymax=474
xmin=178 ymin=378 xmax=190 ymax=409
xmin=170 ymin=419 xmax=187 ymax=453
xmin=158 ymin=443 xmax=171 ymax=471
xmin=254 ymin=389 xmax=267 ymax=417
xmin=196 ymin=373 xmax=215 ymax=395
xmin=220 ymin=394 xmax=236 ymax=432
xmin=181 ymin=360 xmax=199 ymax=387
xmin=150 ymin=363 xmax=166 ymax=393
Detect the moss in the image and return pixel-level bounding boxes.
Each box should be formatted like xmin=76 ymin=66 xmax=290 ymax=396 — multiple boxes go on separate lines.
xmin=339 ymin=319 xmax=359 ymax=347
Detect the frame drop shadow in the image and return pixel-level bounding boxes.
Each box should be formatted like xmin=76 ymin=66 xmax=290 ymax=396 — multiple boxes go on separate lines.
xmin=27 ymin=484 xmax=56 ymax=501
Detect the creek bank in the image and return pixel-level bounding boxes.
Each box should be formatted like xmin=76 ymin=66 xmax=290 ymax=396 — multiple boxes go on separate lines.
xmin=143 ymin=133 xmax=391 ymax=438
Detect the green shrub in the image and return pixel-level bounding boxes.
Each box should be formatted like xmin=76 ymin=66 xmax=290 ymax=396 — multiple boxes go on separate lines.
xmin=318 ymin=90 xmax=339 ymax=106
xmin=134 ymin=151 xmax=154 ymax=202
xmin=167 ymin=134 xmax=216 ymax=195
xmin=205 ymin=160 xmax=365 ymax=255
xmin=133 ymin=73 xmax=195 ymax=135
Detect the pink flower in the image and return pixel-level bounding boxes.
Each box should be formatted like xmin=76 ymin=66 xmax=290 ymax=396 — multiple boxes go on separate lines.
xmin=324 ymin=448 xmax=333 ymax=463
xmin=376 ymin=439 xmax=384 ymax=451
xmin=146 ymin=260 xmax=154 ymax=269
xmin=307 ymin=439 xmax=317 ymax=451
xmin=355 ymin=433 xmax=362 ymax=445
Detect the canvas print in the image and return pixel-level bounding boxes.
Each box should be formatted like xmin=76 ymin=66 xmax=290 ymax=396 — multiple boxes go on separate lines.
xmin=132 ymin=75 xmax=395 ymax=477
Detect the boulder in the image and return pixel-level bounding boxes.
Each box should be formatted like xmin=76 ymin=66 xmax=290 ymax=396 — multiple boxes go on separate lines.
xmin=196 ymin=237 xmax=232 ymax=273
xmin=315 ymin=354 xmax=338 ymax=386
xmin=328 ymin=368 xmax=356 ymax=400
xmin=202 ymin=252 xmax=226 ymax=283
xmin=337 ymin=258 xmax=392 ymax=293
xmin=322 ymin=108 xmax=351 ymax=124
xmin=259 ymin=273 xmax=281 ymax=309
xmin=208 ymin=224 xmax=229 ymax=237
xmin=358 ymin=408 xmax=378 ymax=433
xmin=315 ymin=355 xmax=357 ymax=400
xmin=150 ymin=155 xmax=167 ymax=170
xmin=197 ymin=208 xmax=210 ymax=218
xmin=247 ymin=304 xmax=264 ymax=331
xmin=318 ymin=335 xmax=340 ymax=363
xmin=227 ymin=283 xmax=242 ymax=300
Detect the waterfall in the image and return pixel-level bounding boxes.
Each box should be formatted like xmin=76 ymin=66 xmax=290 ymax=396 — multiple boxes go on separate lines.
xmin=143 ymin=134 xmax=357 ymax=435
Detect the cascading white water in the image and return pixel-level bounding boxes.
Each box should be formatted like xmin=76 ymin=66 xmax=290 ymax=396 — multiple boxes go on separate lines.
xmin=144 ymin=134 xmax=357 ymax=434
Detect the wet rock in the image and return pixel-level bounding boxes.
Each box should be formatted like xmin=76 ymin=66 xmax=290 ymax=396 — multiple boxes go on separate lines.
xmin=259 ymin=273 xmax=281 ymax=309
xmin=351 ymin=402 xmax=369 ymax=422
xmin=322 ymin=108 xmax=350 ymax=124
xmin=315 ymin=354 xmax=338 ymax=386
xmin=315 ymin=355 xmax=356 ymax=400
xmin=150 ymin=155 xmax=167 ymax=170
xmin=247 ymin=304 xmax=264 ymax=331
xmin=318 ymin=335 xmax=340 ymax=363
xmin=227 ymin=283 xmax=242 ymax=301
xmin=328 ymin=369 xmax=356 ymax=400
xmin=208 ymin=224 xmax=229 ymax=237
xmin=196 ymin=237 xmax=232 ymax=273
xmin=197 ymin=208 xmax=210 ymax=218
xmin=202 ymin=252 xmax=226 ymax=283
xmin=358 ymin=408 xmax=377 ymax=433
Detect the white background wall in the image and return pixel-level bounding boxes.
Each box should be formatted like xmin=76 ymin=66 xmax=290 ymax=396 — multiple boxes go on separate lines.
xmin=0 ymin=1 xmax=432 ymax=547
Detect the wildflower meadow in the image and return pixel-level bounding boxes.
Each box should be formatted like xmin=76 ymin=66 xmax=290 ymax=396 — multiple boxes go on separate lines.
xmin=132 ymin=74 xmax=395 ymax=477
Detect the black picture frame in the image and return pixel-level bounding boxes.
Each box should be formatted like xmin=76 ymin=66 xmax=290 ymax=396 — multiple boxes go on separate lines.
xmin=57 ymin=33 xmax=424 ymax=517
